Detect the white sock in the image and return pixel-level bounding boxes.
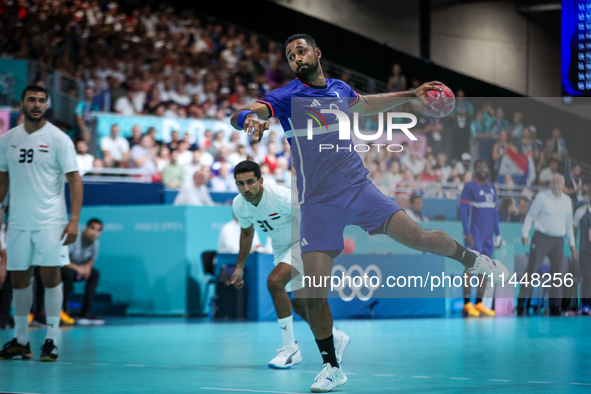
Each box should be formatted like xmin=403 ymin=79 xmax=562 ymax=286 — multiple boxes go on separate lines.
xmin=278 ymin=315 xmax=295 ymax=349
xmin=44 ymin=285 xmax=63 ymax=345
xmin=13 ymin=286 xmax=33 ymax=346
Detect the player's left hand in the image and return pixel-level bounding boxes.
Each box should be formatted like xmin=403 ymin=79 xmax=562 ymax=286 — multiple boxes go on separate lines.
xmin=571 ymin=246 xmax=579 ymax=262
xmin=61 ymin=220 xmax=79 ymax=246
xmin=231 ymin=267 xmax=245 ymax=289
xmin=412 ymin=81 xmax=444 ymax=105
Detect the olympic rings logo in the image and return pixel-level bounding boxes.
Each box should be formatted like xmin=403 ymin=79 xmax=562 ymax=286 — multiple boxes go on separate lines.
xmin=331 ymin=264 xmax=382 ymax=302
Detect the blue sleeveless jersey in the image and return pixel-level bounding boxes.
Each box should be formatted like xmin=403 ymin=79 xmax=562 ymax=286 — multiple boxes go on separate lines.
xmin=258 ymin=78 xmax=368 ymax=204
xmin=459 ymin=180 xmax=500 ymax=239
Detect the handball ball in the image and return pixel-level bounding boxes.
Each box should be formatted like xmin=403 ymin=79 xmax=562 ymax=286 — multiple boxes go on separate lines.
xmin=343 ymin=238 xmax=356 ymax=254
xmin=423 ymin=85 xmax=455 ymax=118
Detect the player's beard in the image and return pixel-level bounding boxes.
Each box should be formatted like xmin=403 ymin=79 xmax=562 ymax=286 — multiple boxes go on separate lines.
xmin=23 ymin=106 xmax=46 ymax=123
xmin=294 ymin=57 xmax=320 ymax=80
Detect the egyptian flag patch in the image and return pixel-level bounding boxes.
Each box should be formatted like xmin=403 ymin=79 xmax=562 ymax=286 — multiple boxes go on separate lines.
xmin=39 ymin=144 xmax=49 ymax=152
xmin=269 ymin=213 xmax=281 ymax=220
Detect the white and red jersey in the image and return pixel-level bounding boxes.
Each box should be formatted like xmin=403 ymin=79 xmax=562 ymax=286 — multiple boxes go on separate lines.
xmin=233 ymin=183 xmax=300 ymax=258
xmin=0 ymin=122 xmax=78 ymax=230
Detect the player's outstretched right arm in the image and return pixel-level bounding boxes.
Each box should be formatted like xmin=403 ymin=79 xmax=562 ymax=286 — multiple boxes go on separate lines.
xmin=231 ymin=225 xmax=256 ymax=289
xmin=230 ymin=102 xmax=271 ymax=143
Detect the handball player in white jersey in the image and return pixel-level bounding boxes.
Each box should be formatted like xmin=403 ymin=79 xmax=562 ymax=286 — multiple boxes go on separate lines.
xmin=230 ymin=161 xmax=349 ymax=369
xmin=0 ymin=85 xmax=83 ymax=362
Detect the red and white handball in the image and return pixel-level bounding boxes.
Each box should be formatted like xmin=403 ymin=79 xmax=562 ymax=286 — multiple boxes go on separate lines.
xmin=423 ymin=85 xmax=456 ymax=118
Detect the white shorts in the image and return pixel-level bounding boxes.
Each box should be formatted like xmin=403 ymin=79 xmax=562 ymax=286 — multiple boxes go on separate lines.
xmin=274 ymin=241 xmax=304 ymax=292
xmin=0 ymin=223 xmax=6 ymax=252
xmin=6 ymin=227 xmax=70 ymax=271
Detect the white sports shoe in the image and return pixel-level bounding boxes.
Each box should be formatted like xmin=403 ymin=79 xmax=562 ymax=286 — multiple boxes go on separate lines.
xmin=333 ymin=328 xmax=350 ymax=364
xmin=467 ymin=250 xmax=510 ymax=284
xmin=310 ymin=363 xmax=347 ymax=393
xmin=268 ymin=345 xmax=302 ymax=369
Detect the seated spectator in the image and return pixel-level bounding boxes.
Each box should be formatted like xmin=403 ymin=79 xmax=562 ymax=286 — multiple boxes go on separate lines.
xmin=492 ymin=130 xmax=515 ymax=177
xmin=130 ymin=134 xmax=158 ymax=175
xmin=463 ymin=170 xmax=474 ymax=183
xmin=565 ymin=164 xmax=586 ymax=207
xmin=161 ymin=150 xmax=185 ymax=190
xmin=156 ymin=146 xmax=171 ymax=173
xmin=470 ymin=110 xmax=489 ymax=138
xmin=509 ymin=112 xmax=524 ymax=139
xmin=515 ymin=197 xmax=531 ymax=223
xmin=420 ymin=163 xmax=435 ymax=182
xmin=114 ymin=89 xmax=138 ymax=117
xmin=265 ymin=60 xmax=286 ymax=89
xmin=127 ymin=125 xmax=143 ymax=148
xmin=538 ymin=158 xmax=559 ymax=186
xmin=544 ymin=128 xmax=568 ymax=164
xmin=436 ymin=153 xmax=452 ymax=181
xmin=101 ymin=124 xmax=130 ymax=168
xmin=455 ymin=153 xmax=472 ymax=175
xmin=167 ymin=130 xmax=182 ymax=151
xmin=488 ymin=107 xmax=509 ymax=136
xmin=182 ymin=132 xmax=199 ymax=151
xmin=174 ymin=170 xmax=215 ymax=206
xmin=63 ymin=218 xmax=105 ymax=325
xmin=385 ymin=161 xmax=403 ymax=195
xmin=387 ymin=63 xmax=407 ymax=92
xmin=401 ymin=150 xmax=425 ymax=177
xmin=264 ymin=142 xmax=279 ymax=173
xmin=259 ymin=163 xmax=277 ymax=186
xmin=75 ymin=86 xmax=100 ymax=141
xmin=176 ymin=141 xmax=193 ymax=166
xmin=170 ymin=83 xmax=191 ymax=107
xmin=515 ymin=126 xmax=541 ymax=174
xmin=147 ymin=127 xmax=161 ymax=147
xmin=406 ymin=195 xmax=429 ymax=223
xmin=274 ymin=157 xmax=291 ymax=187
xmin=75 ymin=140 xmax=94 ymax=176
xmin=498 ymin=197 xmax=519 ymax=222
xmin=184 ymin=150 xmax=203 ymax=185
xmin=217 ymin=214 xmax=266 ymax=254
xmin=229 ymin=144 xmax=248 ymax=166
xmin=210 ymin=163 xmax=239 ymax=192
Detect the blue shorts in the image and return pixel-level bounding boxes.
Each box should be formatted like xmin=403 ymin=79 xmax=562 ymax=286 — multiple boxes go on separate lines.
xmin=466 ymin=236 xmax=494 ymax=257
xmin=300 ymin=179 xmax=403 ymax=256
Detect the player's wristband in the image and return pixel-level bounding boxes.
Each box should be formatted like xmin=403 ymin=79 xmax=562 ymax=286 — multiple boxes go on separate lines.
xmin=237 ymin=110 xmax=256 ymax=128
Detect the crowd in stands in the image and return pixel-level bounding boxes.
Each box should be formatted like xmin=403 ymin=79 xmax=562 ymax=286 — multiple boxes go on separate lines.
xmin=1 ymin=0 xmax=587 ymax=211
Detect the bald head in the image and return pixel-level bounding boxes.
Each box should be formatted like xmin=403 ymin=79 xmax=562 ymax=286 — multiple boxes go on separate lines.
xmin=549 ymin=174 xmax=564 ymax=196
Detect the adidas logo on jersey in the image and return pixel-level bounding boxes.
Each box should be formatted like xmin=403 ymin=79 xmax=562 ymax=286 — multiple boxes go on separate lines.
xmin=310 ymin=99 xmax=321 ymax=107
xmin=301 ymin=238 xmax=309 ymax=247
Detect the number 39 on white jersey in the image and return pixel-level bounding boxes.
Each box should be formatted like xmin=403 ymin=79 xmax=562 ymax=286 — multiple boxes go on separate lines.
xmin=0 ymin=122 xmax=78 ymax=230
xmin=232 ymin=183 xmax=300 ymax=254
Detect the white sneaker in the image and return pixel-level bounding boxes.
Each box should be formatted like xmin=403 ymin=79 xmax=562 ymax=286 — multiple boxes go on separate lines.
xmin=333 ymin=328 xmax=350 ymax=364
xmin=310 ymin=363 xmax=347 ymax=393
xmin=467 ymin=250 xmax=510 ymax=284
xmin=268 ymin=345 xmax=302 ymax=369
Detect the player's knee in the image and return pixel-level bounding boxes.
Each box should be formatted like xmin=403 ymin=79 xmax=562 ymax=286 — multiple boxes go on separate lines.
xmin=267 ymin=276 xmax=284 ymax=296
xmin=11 ymin=270 xmax=32 ymax=289
xmin=39 ymin=267 xmax=61 ymax=288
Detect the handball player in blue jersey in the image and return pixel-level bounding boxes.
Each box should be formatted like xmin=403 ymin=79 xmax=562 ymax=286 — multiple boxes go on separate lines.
xmin=459 ymin=159 xmax=501 ymax=318
xmin=231 ymin=34 xmax=509 ymax=393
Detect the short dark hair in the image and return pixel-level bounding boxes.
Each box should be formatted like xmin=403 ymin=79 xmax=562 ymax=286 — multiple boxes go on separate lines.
xmin=410 ymin=195 xmax=422 ymax=204
xmin=474 ymin=158 xmax=489 ymax=168
xmin=87 ymin=218 xmax=103 ymax=229
xmin=21 ymin=85 xmax=48 ymax=101
xmin=234 ymin=160 xmax=261 ymax=180
xmin=284 ymin=34 xmax=317 ymax=52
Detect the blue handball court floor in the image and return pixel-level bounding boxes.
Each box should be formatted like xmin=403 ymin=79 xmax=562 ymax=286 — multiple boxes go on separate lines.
xmin=1 ymin=316 xmax=591 ymax=393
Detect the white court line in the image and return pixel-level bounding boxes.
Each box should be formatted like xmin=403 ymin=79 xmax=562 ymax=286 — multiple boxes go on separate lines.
xmin=527 ymin=381 xmax=550 ymax=384
xmin=571 ymin=383 xmax=591 ymax=386
xmin=125 ymin=364 xmax=146 ymax=367
xmin=374 ymin=374 xmax=394 ymax=377
xmin=201 ymin=388 xmax=308 ymax=394
xmin=488 ymin=379 xmax=510 ymax=382
xmin=449 ymin=378 xmax=470 ymax=380
xmin=411 ymin=376 xmax=432 ymax=378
